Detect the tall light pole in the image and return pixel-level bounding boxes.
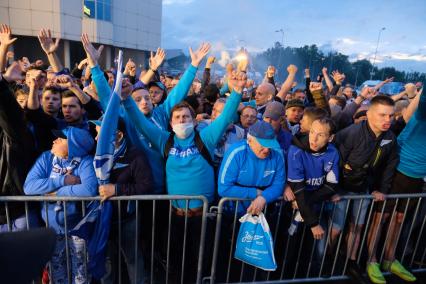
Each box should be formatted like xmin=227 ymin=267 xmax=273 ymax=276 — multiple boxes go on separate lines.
xmin=275 ymin=29 xmax=284 ymax=75
xmin=370 ymin=27 xmax=386 ymax=80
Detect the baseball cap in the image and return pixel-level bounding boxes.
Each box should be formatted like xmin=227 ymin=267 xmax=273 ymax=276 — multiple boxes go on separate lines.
xmin=248 ymin=120 xmax=280 ymax=149
xmin=285 ymin=99 xmax=305 ymax=110
xmin=147 ymin=81 xmax=166 ymax=91
xmin=263 ymin=101 xmax=285 ymax=121
xmin=89 ymin=117 xmax=126 ymax=133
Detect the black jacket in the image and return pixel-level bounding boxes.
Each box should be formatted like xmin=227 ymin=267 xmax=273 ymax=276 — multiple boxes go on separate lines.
xmin=0 ymin=78 xmax=36 ymax=224
xmin=109 ymin=147 xmax=154 ymax=221
xmin=335 ymin=120 xmax=399 ymax=194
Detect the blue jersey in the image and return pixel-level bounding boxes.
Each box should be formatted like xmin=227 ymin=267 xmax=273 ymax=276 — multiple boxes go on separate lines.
xmin=287 ymin=144 xmax=339 ymax=191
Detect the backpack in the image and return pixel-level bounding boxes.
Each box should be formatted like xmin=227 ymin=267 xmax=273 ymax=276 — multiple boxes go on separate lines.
xmin=163 ymin=132 xmax=214 ymax=167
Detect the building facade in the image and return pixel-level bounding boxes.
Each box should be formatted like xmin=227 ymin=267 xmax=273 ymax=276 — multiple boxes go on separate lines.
xmin=0 ymin=0 xmax=162 ymax=69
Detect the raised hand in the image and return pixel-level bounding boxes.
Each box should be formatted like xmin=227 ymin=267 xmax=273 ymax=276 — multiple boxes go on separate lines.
xmin=267 ymin=65 xmax=276 ymax=77
xmin=309 ymin=82 xmax=323 ymax=93
xmin=149 ymin=48 xmax=166 ymax=71
xmin=55 ymin=74 xmax=75 ymax=89
xmin=322 ymin=67 xmax=328 ymax=74
xmin=38 ymin=28 xmax=60 ymax=54
xmin=206 ymin=56 xmax=216 ymax=69
xmin=384 ymin=77 xmax=394 ymax=83
xmin=3 ymin=61 xmax=24 ymax=82
xmin=0 ymin=24 xmax=17 ymax=47
xmin=228 ymin=70 xmax=247 ymax=94
xmin=304 ymin=68 xmax=310 ymax=78
xmin=124 ymin=59 xmax=136 ymax=76
xmin=81 ymin=33 xmax=104 ymax=67
xmin=189 ymin=42 xmax=211 ymax=67
xmin=287 ymin=64 xmax=298 ymax=75
xmin=331 ymin=70 xmax=345 ymax=84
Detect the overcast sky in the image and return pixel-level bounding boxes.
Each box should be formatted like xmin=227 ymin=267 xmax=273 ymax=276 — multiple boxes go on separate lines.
xmin=161 ymin=0 xmax=426 ymax=72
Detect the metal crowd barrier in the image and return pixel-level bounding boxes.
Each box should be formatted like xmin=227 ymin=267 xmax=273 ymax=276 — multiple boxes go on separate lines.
xmin=204 ymin=193 xmax=426 ymax=283
xmin=0 ymin=195 xmax=209 ymax=284
xmin=0 ymin=193 xmax=425 ymax=284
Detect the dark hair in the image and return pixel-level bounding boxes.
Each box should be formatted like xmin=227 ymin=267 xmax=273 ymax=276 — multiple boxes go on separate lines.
xmin=27 ymin=65 xmax=47 ymax=74
xmin=329 ymin=95 xmax=346 ymax=109
xmin=61 ymin=90 xmax=82 ymax=107
xmin=42 ymin=85 xmax=62 ymax=95
xmin=294 ymin=88 xmax=305 ymax=94
xmin=170 ymin=101 xmax=196 ymax=119
xmin=370 ymin=95 xmax=395 ymax=107
xmin=184 ymin=95 xmax=201 ymax=114
xmin=240 ymin=105 xmax=257 ymax=115
xmin=303 ymin=107 xmax=328 ymax=121
xmin=87 ymin=70 xmax=109 ymax=84
xmin=314 ymin=117 xmax=337 ymax=135
xmin=14 ymin=88 xmax=29 ymax=98
xmin=204 ymin=84 xmax=220 ymax=103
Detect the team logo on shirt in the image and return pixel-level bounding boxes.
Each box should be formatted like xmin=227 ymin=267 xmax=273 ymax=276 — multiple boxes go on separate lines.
xmin=324 ymin=161 xmax=333 ymax=172
xmin=169 ymin=146 xmax=200 ymax=158
xmin=263 ymin=170 xmax=275 ymax=178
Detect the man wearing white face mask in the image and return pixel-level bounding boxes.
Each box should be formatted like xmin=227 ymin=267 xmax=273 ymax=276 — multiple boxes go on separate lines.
xmin=122 ymin=70 xmax=247 ymax=208
xmin=122 ymin=71 xmax=246 ymax=282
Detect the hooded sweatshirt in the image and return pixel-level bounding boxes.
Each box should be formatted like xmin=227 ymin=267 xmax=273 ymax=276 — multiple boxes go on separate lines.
xmin=24 ymin=127 xmax=98 ymax=234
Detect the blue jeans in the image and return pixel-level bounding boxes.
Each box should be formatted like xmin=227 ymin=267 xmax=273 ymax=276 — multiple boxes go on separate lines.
xmin=0 ymin=210 xmax=40 ymax=232
xmin=51 ymin=234 xmax=88 ymax=284
xmin=332 ymin=192 xmax=371 ymax=231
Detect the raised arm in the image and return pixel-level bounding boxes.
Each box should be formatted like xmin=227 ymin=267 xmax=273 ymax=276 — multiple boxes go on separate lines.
xmin=140 ymin=48 xmax=166 ymax=85
xmin=122 ymin=96 xmax=169 ymax=153
xmin=56 ymin=74 xmax=91 ymax=104
xmin=0 ymin=24 xmax=17 ymax=72
xmin=0 ymin=62 xmax=27 ymax=140
xmin=277 ymin=64 xmax=297 ymax=102
xmin=373 ymin=77 xmax=394 ymax=92
xmin=81 ymin=33 xmax=109 ymax=110
xmin=37 ymin=28 xmax=63 ymax=72
xmin=201 ymin=71 xmax=245 ymax=150
xmin=27 ymin=71 xmax=42 ymax=110
xmin=322 ymin=67 xmax=334 ymax=92
xmin=309 ymin=82 xmax=330 ymax=113
xmin=414 ymin=89 xmax=425 ymax=121
xmin=161 ymin=42 xmax=211 ymax=115
xmin=201 ymin=56 xmax=215 ymax=91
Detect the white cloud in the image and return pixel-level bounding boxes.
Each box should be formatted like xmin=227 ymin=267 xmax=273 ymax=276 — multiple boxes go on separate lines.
xmin=163 ymin=0 xmax=194 ymax=5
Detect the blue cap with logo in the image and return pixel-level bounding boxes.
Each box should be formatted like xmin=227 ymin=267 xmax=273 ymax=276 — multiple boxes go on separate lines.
xmin=248 ymin=120 xmax=280 ymax=149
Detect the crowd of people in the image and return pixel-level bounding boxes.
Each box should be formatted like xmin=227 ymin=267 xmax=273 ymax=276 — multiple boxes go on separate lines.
xmin=0 ymin=23 xmax=425 ymax=284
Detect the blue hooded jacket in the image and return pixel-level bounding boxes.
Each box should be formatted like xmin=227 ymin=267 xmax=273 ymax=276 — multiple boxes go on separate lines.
xmin=24 ymin=127 xmax=98 ymax=234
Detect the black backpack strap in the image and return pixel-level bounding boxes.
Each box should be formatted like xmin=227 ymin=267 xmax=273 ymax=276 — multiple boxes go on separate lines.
xmin=194 ymin=132 xmax=215 ymax=168
xmin=163 ymin=131 xmax=214 ymax=168
xmin=163 ymin=132 xmax=175 ymax=160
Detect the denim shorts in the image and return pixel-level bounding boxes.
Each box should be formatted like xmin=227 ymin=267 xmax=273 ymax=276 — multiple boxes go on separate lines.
xmin=332 ymin=192 xmax=371 ymax=231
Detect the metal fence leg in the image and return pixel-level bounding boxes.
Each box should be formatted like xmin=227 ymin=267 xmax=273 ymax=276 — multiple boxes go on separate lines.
xmin=150 ymin=200 xmax=156 ymax=284
xmin=118 ymin=200 xmax=122 ymax=284
xmin=267 ymin=201 xmax=284 ymax=281
xmin=293 ymin=223 xmax=307 ymax=279
xmin=63 ymin=202 xmax=71 ymax=284
xmin=410 ymin=198 xmax=426 ymax=267
xmin=196 ymin=200 xmax=208 ymax=284
xmin=181 ymin=200 xmax=189 ymax=284
xmin=401 ymin=198 xmax=422 ymax=264
xmin=135 ymin=200 xmax=139 ymax=283
xmin=166 ymin=201 xmax=172 ymax=284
